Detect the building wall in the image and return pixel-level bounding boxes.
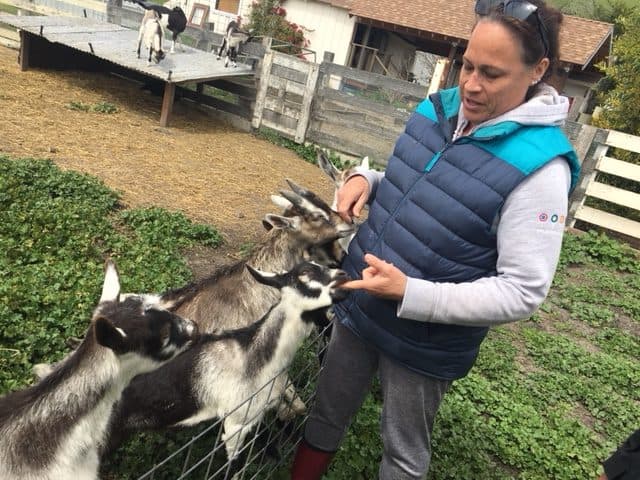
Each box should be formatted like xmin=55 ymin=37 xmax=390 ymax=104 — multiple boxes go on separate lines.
xmin=281 ymin=0 xmax=355 ymax=65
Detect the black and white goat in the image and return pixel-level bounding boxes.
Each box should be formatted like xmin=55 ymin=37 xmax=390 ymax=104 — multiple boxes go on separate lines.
xmin=0 ymin=261 xmax=197 ymax=480
xmin=216 ymin=17 xmax=252 ymax=68
xmin=133 ymin=0 xmax=187 ymax=54
xmin=137 ymin=9 xmax=166 ymax=65
xmin=107 ymin=261 xmax=349 ymax=462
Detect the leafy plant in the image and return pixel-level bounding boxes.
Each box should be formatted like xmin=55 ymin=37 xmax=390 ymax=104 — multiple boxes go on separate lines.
xmin=247 ymin=0 xmax=311 ymax=56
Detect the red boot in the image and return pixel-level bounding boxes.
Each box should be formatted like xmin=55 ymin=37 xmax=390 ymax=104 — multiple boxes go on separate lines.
xmin=290 ymin=439 xmax=335 ymax=480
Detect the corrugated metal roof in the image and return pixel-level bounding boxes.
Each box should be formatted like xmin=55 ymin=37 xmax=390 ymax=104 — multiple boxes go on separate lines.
xmin=348 ymin=0 xmax=613 ymax=68
xmin=0 ymin=14 xmax=254 ymax=83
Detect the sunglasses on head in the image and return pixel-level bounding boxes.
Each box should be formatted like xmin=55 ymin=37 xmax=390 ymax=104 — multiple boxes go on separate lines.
xmin=474 ymin=0 xmax=549 ymax=58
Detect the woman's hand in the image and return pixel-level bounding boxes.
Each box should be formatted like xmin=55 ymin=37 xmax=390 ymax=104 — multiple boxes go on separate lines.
xmin=336 ymin=175 xmax=370 ymax=223
xmin=341 ymin=253 xmax=407 ymax=301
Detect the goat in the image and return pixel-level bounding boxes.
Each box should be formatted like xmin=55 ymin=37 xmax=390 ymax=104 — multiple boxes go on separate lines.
xmin=133 ymin=0 xmax=187 ymax=54
xmin=98 ymin=181 xmax=354 ymax=454
xmin=106 ymin=261 xmax=349 ymax=463
xmin=317 ymin=149 xmax=370 ymax=255
xmin=0 ymin=261 xmax=197 ymax=480
xmin=137 ymin=9 xmax=166 ymax=65
xmin=216 ymin=17 xmax=252 ymax=68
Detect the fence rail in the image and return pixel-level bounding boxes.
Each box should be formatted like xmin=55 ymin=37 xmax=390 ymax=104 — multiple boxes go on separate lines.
xmin=569 ymin=129 xmax=640 ymax=240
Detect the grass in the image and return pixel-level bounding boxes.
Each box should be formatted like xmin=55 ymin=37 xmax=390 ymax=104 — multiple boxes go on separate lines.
xmin=0 ymin=154 xmax=638 ymax=479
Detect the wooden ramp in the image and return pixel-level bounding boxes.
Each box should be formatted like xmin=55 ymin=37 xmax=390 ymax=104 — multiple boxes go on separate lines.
xmin=0 ymin=14 xmax=255 ymax=126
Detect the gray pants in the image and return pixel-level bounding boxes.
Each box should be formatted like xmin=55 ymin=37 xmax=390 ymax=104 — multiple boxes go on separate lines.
xmin=304 ymin=322 xmax=451 ymax=480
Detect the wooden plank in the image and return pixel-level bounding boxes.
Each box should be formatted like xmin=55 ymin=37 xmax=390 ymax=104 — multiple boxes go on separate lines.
xmin=264 ymin=97 xmax=301 ymax=120
xmin=296 ymin=61 xmax=320 ymax=143
xmin=585 ymin=181 xmax=640 ymax=211
xmin=320 ymin=62 xmax=427 ymax=99
xmin=271 ymin=63 xmax=307 ymax=85
xmin=252 ymin=49 xmax=274 ymax=129
xmin=267 ymin=75 xmax=305 ymax=97
xmin=317 ymin=88 xmax=411 ymax=124
xmin=605 ymin=129 xmax=640 ymax=154
xmin=597 ymin=155 xmax=640 ymax=183
xmin=272 ymin=52 xmax=314 ymax=72
xmin=574 ymin=205 xmax=640 ymax=239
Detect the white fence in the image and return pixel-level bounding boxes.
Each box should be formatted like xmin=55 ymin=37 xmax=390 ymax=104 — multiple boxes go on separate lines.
xmin=569 ymin=129 xmax=640 ymax=240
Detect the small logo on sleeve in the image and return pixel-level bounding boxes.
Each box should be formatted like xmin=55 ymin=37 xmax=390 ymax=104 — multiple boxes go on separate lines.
xmin=538 ymin=213 xmax=565 ymax=224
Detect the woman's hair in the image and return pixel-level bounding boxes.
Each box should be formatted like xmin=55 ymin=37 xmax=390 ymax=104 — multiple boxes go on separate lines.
xmin=483 ymin=0 xmax=563 ymax=81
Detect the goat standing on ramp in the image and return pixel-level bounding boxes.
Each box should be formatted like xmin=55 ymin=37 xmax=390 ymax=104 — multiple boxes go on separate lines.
xmin=0 ymin=261 xmax=198 ymax=480
xmin=137 ymin=9 xmax=166 ymax=65
xmin=216 ymin=16 xmax=251 ymax=67
xmin=133 ymin=0 xmax=187 ymax=54
xmin=106 ymin=261 xmax=349 ymax=464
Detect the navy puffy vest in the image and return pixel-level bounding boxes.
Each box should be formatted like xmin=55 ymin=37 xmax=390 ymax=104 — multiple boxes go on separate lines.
xmin=334 ymin=87 xmax=580 ymax=380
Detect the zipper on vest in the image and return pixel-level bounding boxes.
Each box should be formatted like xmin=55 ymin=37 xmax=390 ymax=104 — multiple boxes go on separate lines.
xmin=424 ymin=150 xmax=442 ymax=172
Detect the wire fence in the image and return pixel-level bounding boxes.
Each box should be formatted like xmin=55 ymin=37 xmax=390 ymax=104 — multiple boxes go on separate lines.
xmin=117 ymin=324 xmax=331 ymax=480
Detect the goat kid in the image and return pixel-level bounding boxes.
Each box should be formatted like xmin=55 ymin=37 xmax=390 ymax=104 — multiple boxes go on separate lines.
xmin=137 ymin=9 xmax=166 ymax=65
xmin=317 ymin=149 xmax=370 ymax=255
xmin=0 ymin=261 xmax=197 ymax=480
xmin=107 ymin=261 xmax=349 ymax=462
xmin=133 ymin=0 xmax=187 ymax=54
xmin=216 ymin=18 xmax=251 ymax=68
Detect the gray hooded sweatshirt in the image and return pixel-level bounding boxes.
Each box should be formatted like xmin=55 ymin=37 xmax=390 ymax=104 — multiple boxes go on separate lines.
xmin=354 ymin=83 xmax=573 ymax=327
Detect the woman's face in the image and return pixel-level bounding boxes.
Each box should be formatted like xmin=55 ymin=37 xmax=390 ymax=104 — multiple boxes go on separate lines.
xmin=459 ymin=20 xmax=549 ymax=126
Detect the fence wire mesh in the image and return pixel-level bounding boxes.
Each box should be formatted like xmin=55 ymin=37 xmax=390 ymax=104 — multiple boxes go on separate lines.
xmin=103 ymin=324 xmax=331 ymax=480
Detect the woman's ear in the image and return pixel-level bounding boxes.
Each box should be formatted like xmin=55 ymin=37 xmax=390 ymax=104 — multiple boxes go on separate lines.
xmin=533 ymin=57 xmax=550 ymax=82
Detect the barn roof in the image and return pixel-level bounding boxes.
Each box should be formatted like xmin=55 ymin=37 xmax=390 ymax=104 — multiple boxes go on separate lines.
xmin=348 ymin=0 xmax=613 ymax=68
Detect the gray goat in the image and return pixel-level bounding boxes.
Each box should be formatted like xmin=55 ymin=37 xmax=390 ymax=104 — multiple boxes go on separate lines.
xmin=0 ymin=261 xmax=197 ymax=480
xmin=106 ymin=261 xmax=349 ymax=463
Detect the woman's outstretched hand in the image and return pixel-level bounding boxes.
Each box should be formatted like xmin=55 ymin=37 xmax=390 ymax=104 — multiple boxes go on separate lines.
xmin=341 ymin=253 xmax=407 ymax=301
xmin=336 ymin=175 xmax=370 ymax=223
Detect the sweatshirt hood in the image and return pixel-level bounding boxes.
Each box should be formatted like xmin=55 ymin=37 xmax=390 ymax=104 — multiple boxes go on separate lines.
xmin=456 ymin=83 xmax=570 ymax=136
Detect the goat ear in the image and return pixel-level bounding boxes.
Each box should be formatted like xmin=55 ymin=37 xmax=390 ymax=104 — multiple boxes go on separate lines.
xmin=246 ymin=264 xmax=284 ymax=288
xmin=360 ymin=156 xmax=370 ymax=169
xmin=94 ymin=316 xmax=127 ymax=352
xmin=100 ymin=260 xmax=121 ymax=303
xmin=317 ymin=150 xmax=339 ymax=182
xmin=263 ymin=214 xmax=299 ymax=231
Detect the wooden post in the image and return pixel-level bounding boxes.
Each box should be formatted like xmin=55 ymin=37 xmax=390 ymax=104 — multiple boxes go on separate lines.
xmin=295 ymin=61 xmax=320 ymax=143
xmin=160 ymin=82 xmax=176 ymax=127
xmin=438 ymin=43 xmax=458 ymax=90
xmin=19 ymin=30 xmax=30 ymax=71
xmin=252 ymin=50 xmax=274 ymax=130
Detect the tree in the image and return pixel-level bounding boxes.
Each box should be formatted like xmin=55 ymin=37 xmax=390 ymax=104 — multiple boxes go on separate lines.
xmin=594 ymin=9 xmax=640 ymax=135
xmin=247 ymin=0 xmax=310 ymax=57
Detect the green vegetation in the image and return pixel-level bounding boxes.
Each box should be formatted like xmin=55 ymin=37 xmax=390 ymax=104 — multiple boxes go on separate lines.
xmin=1 ymin=153 xmax=638 ymax=479
xmin=325 ymin=229 xmax=640 ymax=480
xmin=65 ymin=100 xmax=118 ymax=114
xmin=0 ymin=156 xmax=221 ymax=394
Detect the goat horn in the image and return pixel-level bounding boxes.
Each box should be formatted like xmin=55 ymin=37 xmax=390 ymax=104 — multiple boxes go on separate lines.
xmin=285 ymin=178 xmax=332 ymax=211
xmin=279 ymin=189 xmax=304 ymax=208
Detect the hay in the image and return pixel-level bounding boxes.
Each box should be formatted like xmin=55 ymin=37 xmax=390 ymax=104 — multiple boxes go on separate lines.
xmin=0 ymin=45 xmax=334 ymax=249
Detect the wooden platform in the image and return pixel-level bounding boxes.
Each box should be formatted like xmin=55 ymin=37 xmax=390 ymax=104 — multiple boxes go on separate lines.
xmin=0 ymin=14 xmax=255 ymax=126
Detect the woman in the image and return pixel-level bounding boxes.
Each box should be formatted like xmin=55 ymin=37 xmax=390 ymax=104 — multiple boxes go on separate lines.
xmin=290 ymin=0 xmax=581 ymax=478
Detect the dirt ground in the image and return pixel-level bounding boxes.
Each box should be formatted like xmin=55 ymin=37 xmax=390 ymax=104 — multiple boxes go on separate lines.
xmin=0 ymin=44 xmax=336 ymax=268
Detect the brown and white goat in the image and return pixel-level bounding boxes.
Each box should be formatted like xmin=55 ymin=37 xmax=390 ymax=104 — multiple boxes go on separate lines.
xmin=0 ymin=261 xmax=197 ymax=480
xmin=137 ymin=9 xmax=166 ymax=65
xmin=106 ymin=261 xmax=349 ymax=463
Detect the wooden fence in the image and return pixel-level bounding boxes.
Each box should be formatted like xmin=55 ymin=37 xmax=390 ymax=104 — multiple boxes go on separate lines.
xmin=569 ymin=129 xmax=640 ymax=240
xmin=1 ymin=4 xmax=639 ymax=241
